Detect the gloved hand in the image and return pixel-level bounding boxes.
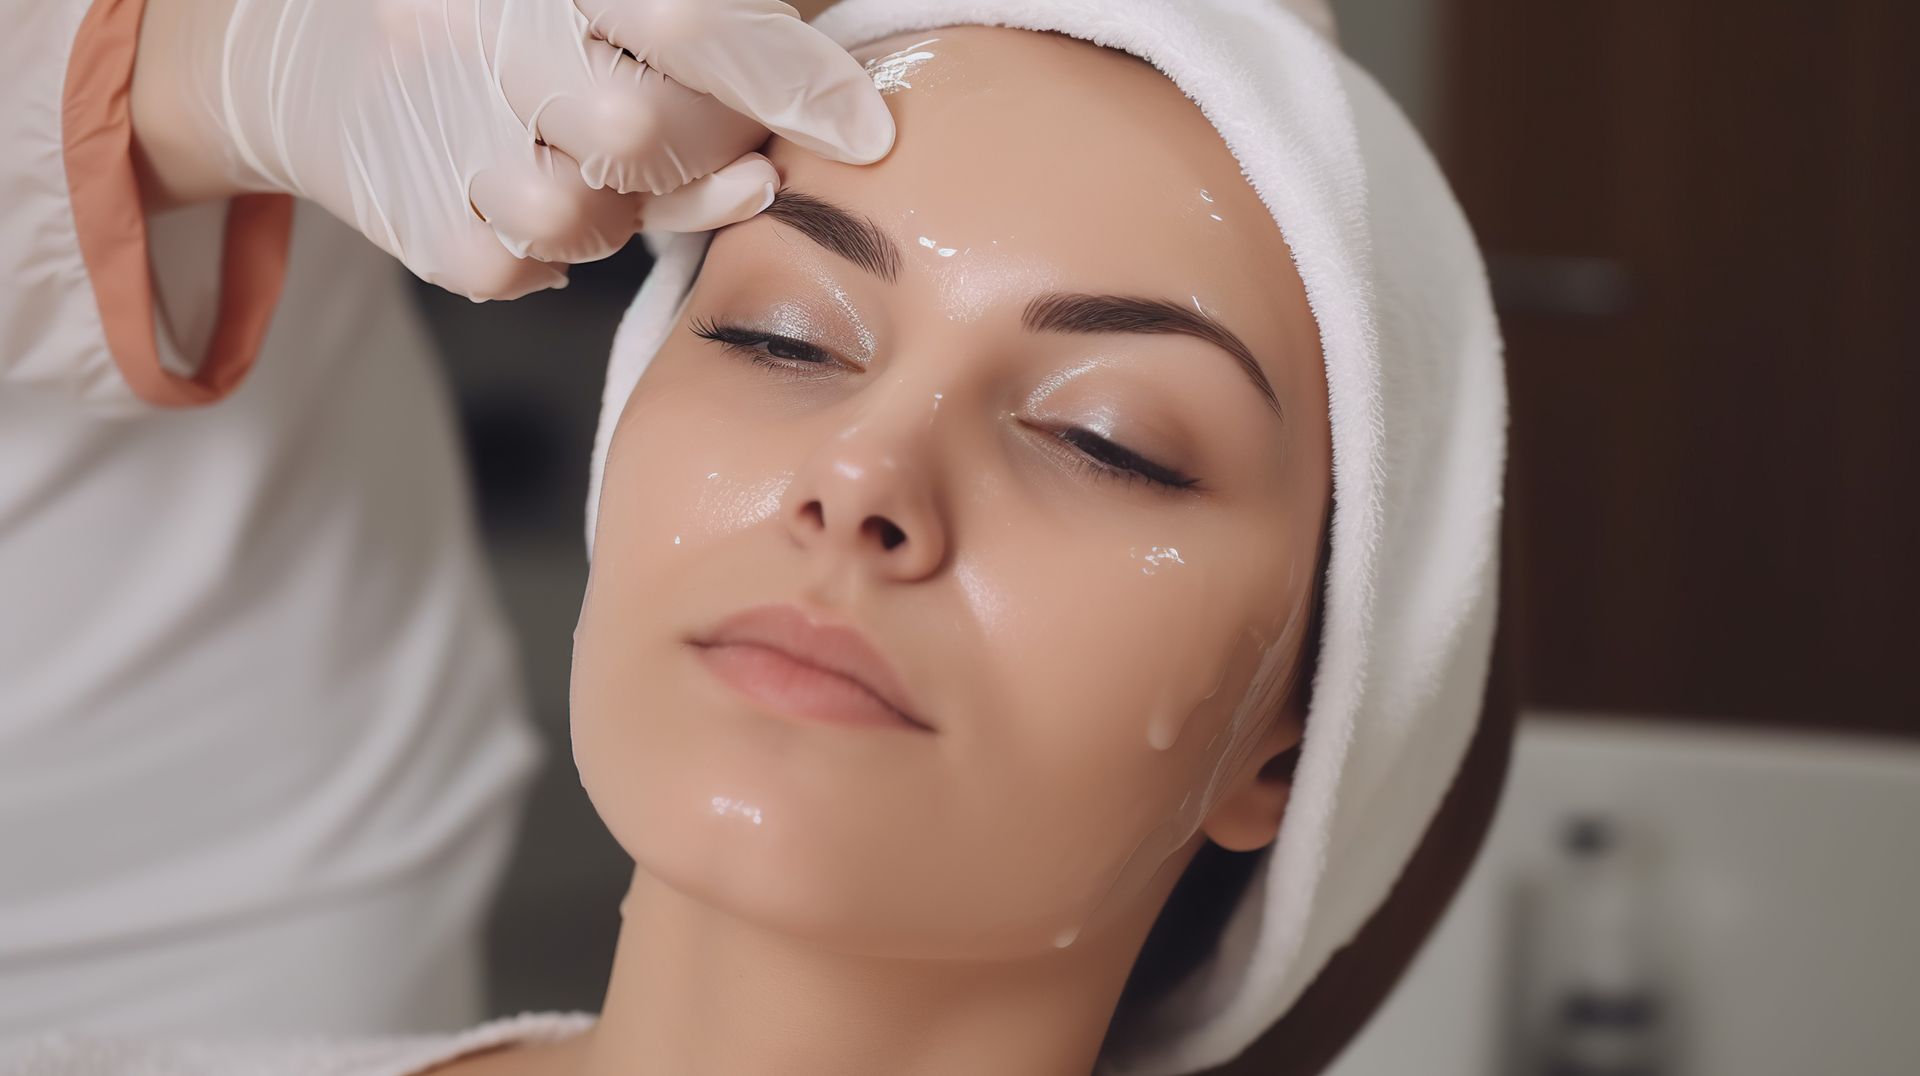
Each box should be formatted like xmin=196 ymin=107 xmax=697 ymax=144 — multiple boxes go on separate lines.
xmin=131 ymin=0 xmax=894 ymax=300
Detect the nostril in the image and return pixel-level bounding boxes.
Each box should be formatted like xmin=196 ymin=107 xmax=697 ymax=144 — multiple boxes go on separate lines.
xmin=800 ymin=501 xmax=826 ymax=529
xmin=866 ymin=517 xmax=908 ymax=551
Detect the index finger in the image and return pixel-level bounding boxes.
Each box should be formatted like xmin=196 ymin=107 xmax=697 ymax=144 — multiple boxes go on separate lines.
xmin=575 ymin=0 xmax=895 ymax=164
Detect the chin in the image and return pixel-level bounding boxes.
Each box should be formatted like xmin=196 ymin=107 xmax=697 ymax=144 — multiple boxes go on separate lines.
xmin=572 ymin=683 xmax=910 ymax=947
xmin=620 ymin=788 xmax=1128 ymax=962
xmin=610 ymin=787 xmax=929 ymax=954
xmin=570 ymin=664 xmax=1138 ymax=961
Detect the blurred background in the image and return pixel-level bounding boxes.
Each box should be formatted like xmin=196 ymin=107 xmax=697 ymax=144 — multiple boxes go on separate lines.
xmin=410 ymin=1 xmax=1918 ymax=1074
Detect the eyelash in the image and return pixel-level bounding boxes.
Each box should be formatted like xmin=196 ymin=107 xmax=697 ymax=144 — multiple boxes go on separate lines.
xmin=690 ymin=318 xmax=841 ymax=375
xmin=688 ymin=318 xmax=1200 ymax=492
xmin=1054 ymin=428 xmax=1200 ymax=491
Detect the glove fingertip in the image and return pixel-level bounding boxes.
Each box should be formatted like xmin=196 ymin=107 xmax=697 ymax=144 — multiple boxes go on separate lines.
xmin=781 ymin=95 xmax=897 ymax=165
xmin=642 ymin=153 xmax=779 ymax=233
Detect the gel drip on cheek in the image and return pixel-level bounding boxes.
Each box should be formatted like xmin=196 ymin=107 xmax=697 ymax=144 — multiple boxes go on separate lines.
xmin=1146 ymin=657 xmax=1232 ymax=752
xmin=1124 ymin=542 xmax=1229 ymax=754
xmin=1197 ymin=187 xmax=1227 ymax=224
xmin=1050 ymin=559 xmax=1317 ymax=950
xmin=710 ymin=795 xmax=765 ymax=826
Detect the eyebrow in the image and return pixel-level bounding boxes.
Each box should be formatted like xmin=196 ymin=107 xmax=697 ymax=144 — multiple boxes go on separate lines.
xmin=759 ymin=189 xmax=1280 ymax=419
xmin=1022 ymin=293 xmax=1282 ymax=418
xmin=762 ymin=188 xmax=902 ymax=283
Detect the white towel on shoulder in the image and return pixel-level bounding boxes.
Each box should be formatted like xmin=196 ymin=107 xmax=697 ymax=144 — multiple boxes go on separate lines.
xmin=0 ymin=1013 xmax=594 ymax=1076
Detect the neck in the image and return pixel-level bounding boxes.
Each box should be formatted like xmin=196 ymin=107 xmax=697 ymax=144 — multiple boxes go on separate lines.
xmin=570 ymin=865 xmax=1158 ymax=1076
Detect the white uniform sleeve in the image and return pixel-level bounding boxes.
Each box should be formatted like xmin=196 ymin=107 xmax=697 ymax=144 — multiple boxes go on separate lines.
xmin=0 ymin=0 xmax=294 ymax=412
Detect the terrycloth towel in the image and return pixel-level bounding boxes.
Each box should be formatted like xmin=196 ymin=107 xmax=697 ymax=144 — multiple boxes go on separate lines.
xmin=0 ymin=1013 xmax=596 ymax=1075
xmin=585 ymin=1 xmax=1506 ymax=1073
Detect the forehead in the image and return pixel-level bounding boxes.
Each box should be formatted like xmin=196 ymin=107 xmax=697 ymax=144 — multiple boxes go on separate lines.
xmin=763 ymin=26 xmax=1305 ymax=350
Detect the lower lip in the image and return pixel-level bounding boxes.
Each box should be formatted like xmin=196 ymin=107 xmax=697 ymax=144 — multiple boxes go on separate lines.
xmin=693 ymin=643 xmax=921 ymax=731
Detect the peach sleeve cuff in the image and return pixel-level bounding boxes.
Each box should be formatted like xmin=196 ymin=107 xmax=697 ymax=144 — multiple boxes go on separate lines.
xmin=61 ymin=0 xmax=292 ymax=407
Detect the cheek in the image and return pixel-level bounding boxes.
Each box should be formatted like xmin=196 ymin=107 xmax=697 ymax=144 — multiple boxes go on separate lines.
xmin=941 ymin=528 xmax=1300 ymax=946
xmin=573 ymin=358 xmax=801 ymax=834
xmin=971 ymin=526 xmax=1271 ymax=735
xmin=958 ymin=525 xmax=1281 ymax=813
xmin=963 ymin=501 xmax=1312 ymax=810
xmin=598 ymin=355 xmax=797 ymax=561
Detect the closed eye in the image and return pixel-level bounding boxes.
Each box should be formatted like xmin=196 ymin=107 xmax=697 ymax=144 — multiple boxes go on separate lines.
xmin=690 ymin=318 xmax=842 ymax=370
xmin=691 ymin=317 xmax=1199 ymax=492
xmin=1057 ymin=427 xmax=1199 ymax=491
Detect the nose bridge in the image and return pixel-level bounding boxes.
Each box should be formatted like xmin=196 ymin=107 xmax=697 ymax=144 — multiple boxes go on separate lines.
xmin=784 ymin=373 xmax=951 ymax=576
xmin=826 ymin=375 xmax=937 ymax=480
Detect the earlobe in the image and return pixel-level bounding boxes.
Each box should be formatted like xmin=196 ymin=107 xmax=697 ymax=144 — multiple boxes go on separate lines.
xmin=1199 ymin=720 xmax=1304 ymax=853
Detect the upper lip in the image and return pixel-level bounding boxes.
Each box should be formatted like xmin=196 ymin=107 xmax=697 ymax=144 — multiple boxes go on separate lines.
xmin=691 ymin=603 xmax=930 ymax=730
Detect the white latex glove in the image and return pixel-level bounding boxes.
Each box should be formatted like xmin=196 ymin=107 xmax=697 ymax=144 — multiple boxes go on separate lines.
xmin=132 ymin=0 xmax=894 ymax=300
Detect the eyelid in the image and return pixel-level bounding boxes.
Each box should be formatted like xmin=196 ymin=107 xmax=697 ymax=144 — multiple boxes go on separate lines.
xmin=690 ymin=279 xmax=876 ymax=365
xmin=1056 ymin=426 xmax=1200 ymax=491
xmin=690 ymin=308 xmax=1202 ymax=492
xmin=1022 ymin=383 xmax=1189 ymax=483
xmin=1017 ymin=415 xmax=1199 ymax=493
xmin=713 ymin=225 xmax=882 ymax=362
xmin=688 ymin=318 xmax=853 ymax=376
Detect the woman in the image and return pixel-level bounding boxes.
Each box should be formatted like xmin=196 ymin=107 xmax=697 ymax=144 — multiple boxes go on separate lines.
xmin=0 ymin=2 xmax=1506 ymax=1073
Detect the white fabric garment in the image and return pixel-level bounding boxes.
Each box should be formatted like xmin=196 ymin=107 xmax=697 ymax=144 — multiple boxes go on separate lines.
xmin=586 ymin=2 xmax=1506 ymax=1073
xmin=0 ymin=1013 xmax=594 ymax=1076
xmin=0 ymin=1 xmax=540 ymax=1035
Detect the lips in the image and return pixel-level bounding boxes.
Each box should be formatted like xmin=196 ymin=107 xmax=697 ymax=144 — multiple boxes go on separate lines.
xmin=690 ymin=604 xmax=931 ymax=733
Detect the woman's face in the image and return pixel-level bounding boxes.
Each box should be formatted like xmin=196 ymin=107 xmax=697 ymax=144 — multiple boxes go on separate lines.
xmin=573 ymin=27 xmax=1331 ymax=960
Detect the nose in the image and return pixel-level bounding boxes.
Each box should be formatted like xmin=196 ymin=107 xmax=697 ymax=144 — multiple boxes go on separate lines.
xmin=782 ymin=420 xmax=948 ymax=582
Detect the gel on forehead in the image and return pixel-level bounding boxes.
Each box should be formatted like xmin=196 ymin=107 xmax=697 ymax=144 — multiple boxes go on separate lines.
xmin=779 ymin=27 xmax=1304 ymax=356
xmin=863 ymin=36 xmax=941 ymax=93
xmin=588 ymin=2 xmax=1505 ymax=1073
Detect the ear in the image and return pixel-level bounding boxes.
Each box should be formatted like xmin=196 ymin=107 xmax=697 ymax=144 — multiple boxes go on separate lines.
xmin=1200 ymin=706 xmax=1306 ymax=853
